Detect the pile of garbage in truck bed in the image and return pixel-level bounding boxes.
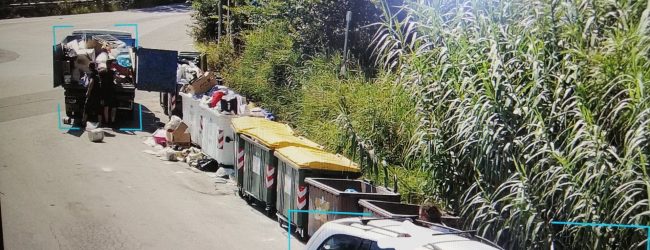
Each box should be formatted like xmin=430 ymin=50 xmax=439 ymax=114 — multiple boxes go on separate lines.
xmin=60 ymin=33 xmax=134 ymax=86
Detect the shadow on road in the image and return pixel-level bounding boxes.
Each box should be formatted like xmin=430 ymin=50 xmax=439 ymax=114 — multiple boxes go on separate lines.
xmin=130 ymin=4 xmax=191 ymax=13
xmin=62 ymin=103 xmax=161 ymax=137
xmin=112 ymin=103 xmax=161 ymax=134
xmin=66 ymin=129 xmax=84 ymax=138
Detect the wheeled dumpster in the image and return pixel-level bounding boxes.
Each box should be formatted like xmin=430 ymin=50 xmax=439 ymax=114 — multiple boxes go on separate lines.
xmin=305 ymin=178 xmax=400 ymax=236
xmin=193 ymin=98 xmax=210 ymax=147
xmin=238 ymin=126 xmax=320 ymax=216
xmin=274 ymin=146 xmax=362 ymax=239
xmin=231 ymin=117 xmax=295 ymax=196
xmin=199 ymin=104 xmax=237 ymax=167
xmin=199 ymin=103 xmax=215 ymax=153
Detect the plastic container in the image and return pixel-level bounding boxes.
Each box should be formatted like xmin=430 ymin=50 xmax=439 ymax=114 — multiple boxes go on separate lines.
xmin=200 ymin=104 xmax=237 ymax=167
xmin=231 ymin=116 xmax=293 ymax=134
xmin=231 ymin=117 xmax=295 ymax=195
xmin=236 ymin=123 xmax=320 ymax=216
xmin=190 ymin=96 xmax=207 ymax=148
xmin=305 ymin=178 xmax=400 ymax=236
xmin=199 ymin=102 xmax=216 ymax=156
xmin=274 ymin=146 xmax=361 ymax=239
xmin=179 ymin=92 xmax=200 ymax=146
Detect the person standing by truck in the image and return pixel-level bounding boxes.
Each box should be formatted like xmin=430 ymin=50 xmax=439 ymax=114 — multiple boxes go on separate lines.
xmin=83 ymin=62 xmax=102 ymax=126
xmin=99 ymin=59 xmax=117 ymax=126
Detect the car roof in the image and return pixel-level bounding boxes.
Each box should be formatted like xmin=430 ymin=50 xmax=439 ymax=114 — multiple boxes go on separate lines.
xmin=325 ymin=218 xmax=502 ymax=250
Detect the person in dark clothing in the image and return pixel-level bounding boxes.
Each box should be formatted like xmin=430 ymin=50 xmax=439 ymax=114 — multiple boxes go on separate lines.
xmin=99 ymin=59 xmax=117 ymax=125
xmin=83 ymin=62 xmax=102 ymax=125
xmin=419 ymin=200 xmax=443 ymax=223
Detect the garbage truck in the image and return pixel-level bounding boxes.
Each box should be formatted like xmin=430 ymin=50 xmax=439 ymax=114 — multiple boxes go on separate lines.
xmin=53 ymin=29 xmax=204 ymax=124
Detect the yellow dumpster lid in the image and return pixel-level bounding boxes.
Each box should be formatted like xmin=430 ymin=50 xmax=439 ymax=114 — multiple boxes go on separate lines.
xmin=241 ymin=127 xmax=322 ymax=149
xmin=274 ymin=146 xmax=360 ymax=172
xmin=231 ymin=117 xmax=294 ymax=135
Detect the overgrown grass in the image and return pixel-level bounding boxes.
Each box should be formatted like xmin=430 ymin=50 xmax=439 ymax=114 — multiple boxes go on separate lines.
xmin=221 ymin=21 xmax=299 ymax=121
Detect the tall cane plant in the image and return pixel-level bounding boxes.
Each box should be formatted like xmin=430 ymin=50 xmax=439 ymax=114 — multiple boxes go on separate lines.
xmin=372 ymin=0 xmax=650 ymax=248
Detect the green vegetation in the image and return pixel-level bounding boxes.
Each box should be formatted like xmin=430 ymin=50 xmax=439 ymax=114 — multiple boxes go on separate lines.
xmin=192 ymin=0 xmax=650 ymax=249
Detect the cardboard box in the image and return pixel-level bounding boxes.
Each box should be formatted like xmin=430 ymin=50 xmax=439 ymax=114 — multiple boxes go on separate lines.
xmin=175 ymin=122 xmax=189 ymax=134
xmin=166 ymin=122 xmax=191 ymax=146
xmin=167 ymin=131 xmax=191 ymax=146
xmin=186 ymin=72 xmax=217 ymax=95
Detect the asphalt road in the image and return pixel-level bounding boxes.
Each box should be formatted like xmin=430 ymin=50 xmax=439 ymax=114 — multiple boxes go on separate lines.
xmin=0 ymin=5 xmax=303 ymax=250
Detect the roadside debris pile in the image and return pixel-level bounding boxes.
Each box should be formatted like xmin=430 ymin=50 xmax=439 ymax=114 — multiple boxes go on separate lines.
xmin=143 ymin=135 xmax=206 ymax=164
xmin=142 ymin=115 xmax=236 ymax=181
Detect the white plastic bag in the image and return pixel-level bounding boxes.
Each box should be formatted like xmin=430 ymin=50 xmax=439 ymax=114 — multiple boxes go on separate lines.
xmin=95 ymin=52 xmax=108 ymax=70
xmin=215 ymin=167 xmax=235 ymax=178
xmin=87 ymin=128 xmax=104 ymax=142
xmin=164 ymin=115 xmax=183 ymax=131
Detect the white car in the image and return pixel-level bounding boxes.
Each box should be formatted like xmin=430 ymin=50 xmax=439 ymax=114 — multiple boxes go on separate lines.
xmin=304 ymin=217 xmax=503 ymax=250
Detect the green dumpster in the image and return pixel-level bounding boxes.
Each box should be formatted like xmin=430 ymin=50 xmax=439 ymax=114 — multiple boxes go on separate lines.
xmin=237 ymin=125 xmax=320 ymax=216
xmin=231 ymin=117 xmax=294 ymax=196
xmin=274 ymin=146 xmax=361 ymax=239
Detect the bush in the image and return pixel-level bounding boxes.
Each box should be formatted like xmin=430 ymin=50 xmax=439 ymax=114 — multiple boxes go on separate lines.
xmin=196 ymin=36 xmax=237 ymax=73
xmin=222 ymin=21 xmax=299 ymax=120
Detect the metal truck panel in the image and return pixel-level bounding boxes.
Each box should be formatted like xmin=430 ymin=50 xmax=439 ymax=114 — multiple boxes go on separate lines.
xmin=135 ymin=48 xmax=177 ymax=92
